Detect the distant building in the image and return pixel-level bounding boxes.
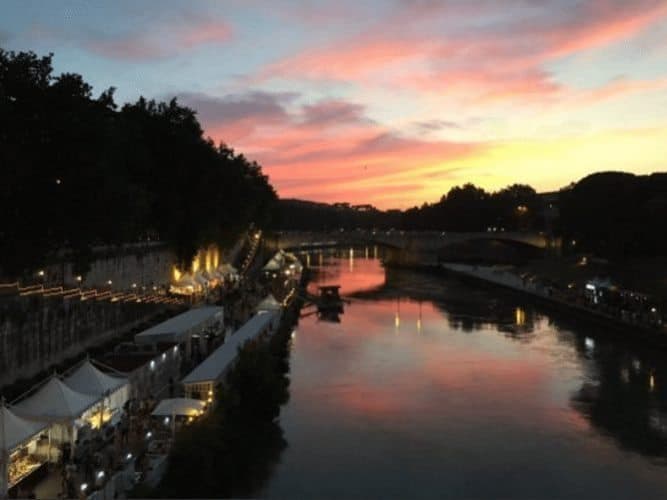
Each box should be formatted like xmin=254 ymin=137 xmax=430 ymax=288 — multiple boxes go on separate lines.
xmin=352 ymin=204 xmax=375 ymax=212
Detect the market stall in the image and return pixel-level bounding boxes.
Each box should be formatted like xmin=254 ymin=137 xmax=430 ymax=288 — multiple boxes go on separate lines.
xmin=13 ymin=376 xmax=100 ymax=460
xmin=1 ymin=403 xmax=49 ymax=497
xmin=169 ymin=274 xmax=201 ymax=296
xmin=64 ymin=360 xmax=129 ymax=428
xmin=151 ymin=398 xmax=205 ymax=419
xmin=182 ymin=310 xmax=279 ymax=400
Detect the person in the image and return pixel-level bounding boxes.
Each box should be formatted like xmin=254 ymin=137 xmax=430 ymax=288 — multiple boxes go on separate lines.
xmin=120 ymin=415 xmax=129 ymax=446
xmin=61 ymin=442 xmax=71 ymax=465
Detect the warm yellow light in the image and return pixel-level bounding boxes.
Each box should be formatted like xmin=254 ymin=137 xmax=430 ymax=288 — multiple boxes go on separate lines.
xmin=650 ymin=374 xmax=656 ymax=391
xmin=37 ymin=270 xmax=45 ymax=277
xmin=192 ymin=254 xmax=200 ymax=273
xmin=395 ymin=313 xmax=400 ymax=328
xmin=173 ymin=266 xmax=182 ymax=282
xmin=515 ymin=307 xmax=526 ymax=326
xmin=76 ymin=275 xmax=82 ymax=282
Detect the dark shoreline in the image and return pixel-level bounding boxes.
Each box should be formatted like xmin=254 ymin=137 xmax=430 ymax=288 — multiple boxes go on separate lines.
xmin=387 ymin=262 xmax=667 ymax=350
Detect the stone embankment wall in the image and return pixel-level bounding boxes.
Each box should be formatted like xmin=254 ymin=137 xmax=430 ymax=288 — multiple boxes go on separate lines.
xmin=46 ymin=243 xmax=175 ymax=290
xmin=0 ymin=294 xmax=170 ymax=388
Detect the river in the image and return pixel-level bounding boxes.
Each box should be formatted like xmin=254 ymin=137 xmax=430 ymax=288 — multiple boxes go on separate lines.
xmin=260 ymin=250 xmax=667 ymax=499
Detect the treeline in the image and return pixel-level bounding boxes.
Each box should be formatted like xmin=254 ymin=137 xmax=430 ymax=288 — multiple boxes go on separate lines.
xmin=402 ymin=183 xmax=542 ymax=231
xmin=276 ymin=172 xmax=667 ymax=260
xmin=0 ymin=49 xmax=276 ymax=279
xmin=275 ymin=183 xmax=544 ymax=232
xmin=274 ymin=199 xmax=403 ymax=231
xmin=560 ymin=171 xmax=667 ymax=259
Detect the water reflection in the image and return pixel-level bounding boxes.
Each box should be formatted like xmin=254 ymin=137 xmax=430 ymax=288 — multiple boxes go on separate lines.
xmin=569 ymin=333 xmax=667 ymax=462
xmin=262 ymin=256 xmax=667 ymax=499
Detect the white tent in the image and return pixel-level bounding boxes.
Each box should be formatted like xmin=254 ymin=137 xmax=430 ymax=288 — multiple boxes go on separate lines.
xmin=64 ymin=360 xmax=129 ymax=414
xmin=13 ymin=376 xmax=99 ymax=423
xmin=256 ymin=294 xmax=282 ymax=312
xmin=182 ymin=310 xmax=279 ymax=394
xmin=263 ymin=252 xmax=285 ymax=271
xmin=135 ymin=306 xmax=223 ymax=346
xmin=218 ymin=263 xmax=237 ymax=275
xmin=0 ymin=404 xmax=47 ymax=452
xmin=178 ymin=274 xmax=199 ymax=288
xmin=151 ymin=398 xmax=205 ymax=417
xmin=193 ymin=273 xmax=209 ymax=287
xmin=1 ymin=404 xmax=48 ymax=497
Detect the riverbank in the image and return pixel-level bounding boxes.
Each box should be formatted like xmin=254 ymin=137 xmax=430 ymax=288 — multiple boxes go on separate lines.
xmin=434 ymin=262 xmax=667 ymax=346
xmin=132 ymin=272 xmax=308 ymax=498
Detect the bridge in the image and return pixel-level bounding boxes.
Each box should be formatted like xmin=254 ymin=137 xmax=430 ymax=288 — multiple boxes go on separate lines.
xmin=270 ymin=230 xmax=557 ymax=266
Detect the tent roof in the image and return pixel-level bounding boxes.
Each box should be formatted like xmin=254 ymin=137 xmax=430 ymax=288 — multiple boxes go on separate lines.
xmin=151 ymin=398 xmax=206 ymax=417
xmin=182 ymin=310 xmax=278 ymax=385
xmin=14 ymin=377 xmax=99 ymax=422
xmin=256 ymin=294 xmax=282 ymax=312
xmin=263 ymin=252 xmax=286 ymax=271
xmin=218 ymin=263 xmax=237 ymax=274
xmin=1 ymin=405 xmax=48 ymax=452
xmin=193 ymin=273 xmax=209 ymax=285
xmin=135 ymin=306 xmax=223 ymax=344
xmin=64 ymin=360 xmax=127 ymax=397
xmin=177 ymin=274 xmax=199 ymax=287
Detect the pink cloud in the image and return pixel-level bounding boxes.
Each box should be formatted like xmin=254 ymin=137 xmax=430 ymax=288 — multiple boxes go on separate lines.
xmin=257 ymin=0 xmax=667 ymax=106
xmin=186 ymin=90 xmax=482 ymax=207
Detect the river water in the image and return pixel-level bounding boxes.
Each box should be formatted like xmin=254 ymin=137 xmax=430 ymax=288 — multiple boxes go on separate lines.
xmin=261 ymin=251 xmax=667 ymax=499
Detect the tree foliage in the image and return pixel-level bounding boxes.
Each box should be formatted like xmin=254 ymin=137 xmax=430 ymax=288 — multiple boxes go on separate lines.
xmin=0 ymin=49 xmax=276 ymax=278
xmin=559 ymin=172 xmax=667 ymax=259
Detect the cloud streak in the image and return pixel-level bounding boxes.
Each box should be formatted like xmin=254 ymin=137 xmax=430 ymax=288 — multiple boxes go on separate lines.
xmin=30 ymin=11 xmax=233 ymax=61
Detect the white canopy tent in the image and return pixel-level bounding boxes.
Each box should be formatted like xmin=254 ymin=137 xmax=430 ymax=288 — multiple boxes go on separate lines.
xmin=13 ymin=377 xmax=99 ymax=424
xmin=263 ymin=251 xmax=286 ymax=272
xmin=256 ymin=294 xmax=282 ymax=312
xmin=64 ymin=360 xmax=129 ymax=421
xmin=182 ymin=310 xmax=279 ymax=399
xmin=0 ymin=404 xmax=48 ymax=497
xmin=12 ymin=377 xmax=100 ymax=465
xmin=134 ymin=306 xmax=223 ymax=345
xmin=0 ymin=405 xmax=47 ymax=453
xmin=151 ymin=398 xmax=206 ymax=418
xmin=193 ymin=273 xmax=209 ymax=287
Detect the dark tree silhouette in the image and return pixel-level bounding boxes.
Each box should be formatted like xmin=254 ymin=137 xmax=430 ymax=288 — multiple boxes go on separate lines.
xmin=0 ymin=49 xmax=277 ymax=279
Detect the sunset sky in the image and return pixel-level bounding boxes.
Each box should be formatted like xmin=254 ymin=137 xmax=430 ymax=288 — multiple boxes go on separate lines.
xmin=3 ymin=0 xmax=667 ymax=208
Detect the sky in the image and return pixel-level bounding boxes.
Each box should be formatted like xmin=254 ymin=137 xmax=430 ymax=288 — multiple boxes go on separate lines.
xmin=2 ymin=0 xmax=667 ymax=209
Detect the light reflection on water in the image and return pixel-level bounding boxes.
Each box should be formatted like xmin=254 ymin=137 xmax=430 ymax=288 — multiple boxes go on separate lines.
xmin=262 ymin=255 xmax=667 ymax=499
